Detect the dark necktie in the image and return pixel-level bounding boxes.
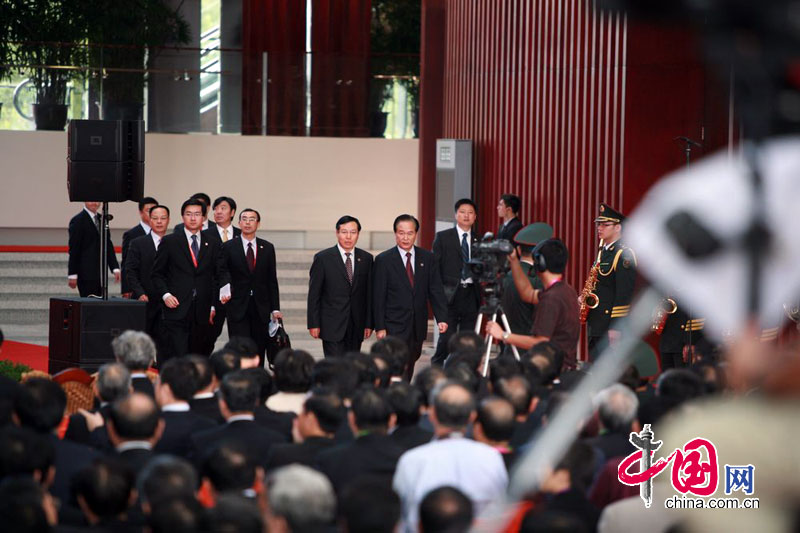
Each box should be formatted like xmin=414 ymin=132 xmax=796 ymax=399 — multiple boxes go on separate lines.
xmin=345 ymin=252 xmax=353 ymax=285
xmin=461 ymin=232 xmax=470 ymax=280
xmin=405 ymin=252 xmax=414 ymax=288
xmin=190 ymin=234 xmax=199 ymax=265
xmin=247 ymin=242 xmax=255 ymax=273
xmin=94 ymin=214 xmax=101 ymax=233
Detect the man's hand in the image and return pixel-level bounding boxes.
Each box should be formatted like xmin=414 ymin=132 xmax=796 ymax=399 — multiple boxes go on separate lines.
xmin=78 ymin=409 xmax=105 ymax=432
xmin=608 ymin=329 xmax=621 ymax=344
xmin=364 ymin=328 xmax=373 ymax=340
xmin=376 ymin=329 xmax=387 ymax=339
xmin=138 ymin=294 xmax=149 ymax=302
xmin=507 ymin=248 xmax=519 ymax=263
xmin=438 ymin=322 xmax=448 ymax=334
xmin=164 ymin=295 xmax=179 ymax=308
xmin=272 ymin=311 xmax=283 ymax=320
xmin=68 ymin=278 xmax=77 ymax=289
xmin=220 ymin=294 xmax=231 ymax=305
xmin=309 ymin=328 xmax=320 ymax=339
xmin=113 ymin=270 xmax=121 ymax=283
xmin=209 ymin=308 xmax=216 ymax=325
xmin=486 ymin=321 xmax=504 ymax=339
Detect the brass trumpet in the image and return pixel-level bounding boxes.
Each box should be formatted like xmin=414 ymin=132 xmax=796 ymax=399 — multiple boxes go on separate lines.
xmin=652 ymin=298 xmax=678 ymax=334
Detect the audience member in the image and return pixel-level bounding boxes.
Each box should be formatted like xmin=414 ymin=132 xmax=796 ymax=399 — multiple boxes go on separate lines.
xmin=111 ymin=330 xmax=156 ymax=397
xmin=71 ymin=457 xmax=136 ymax=530
xmin=264 ymin=465 xmax=336 ymax=533
xmin=312 ymin=358 xmax=360 ymax=400
xmin=137 ymin=455 xmax=199 ymax=515
xmin=418 ymin=486 xmax=474 ymax=533
xmin=473 ymin=396 xmax=517 ymax=471
xmin=0 ymin=425 xmax=55 ymax=484
xmin=210 ymin=493 xmax=264 ymax=533
xmin=64 ymin=361 xmax=131 ymax=446
xmin=495 ymin=375 xmax=541 ymax=449
xmin=386 ymin=382 xmax=432 ymax=452
xmin=245 ymin=367 xmax=296 ymax=440
xmin=225 ymin=336 xmax=262 ymax=369
xmin=187 ymin=354 xmax=223 ymax=423
xmin=107 ymin=392 xmax=164 ymax=472
xmin=0 ymin=476 xmax=58 ymax=531
xmin=584 ymin=384 xmax=639 ymax=463
xmin=147 ymin=496 xmax=207 ymax=533
xmin=200 ymin=440 xmax=259 ymax=499
xmin=267 ymin=349 xmax=315 ymax=414
xmin=371 ymin=336 xmax=410 ymax=384
xmin=338 ymin=477 xmax=401 ymax=533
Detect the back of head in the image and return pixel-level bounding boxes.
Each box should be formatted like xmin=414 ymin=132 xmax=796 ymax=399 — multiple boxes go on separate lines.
xmin=0 ymin=477 xmax=51 ymax=533
xmin=96 ymin=362 xmax=132 ymax=403
xmin=267 ymin=465 xmax=336 ymax=532
xmin=312 ymin=358 xmax=359 ymax=400
xmin=444 ymin=349 xmax=482 ymax=376
xmin=524 ymin=341 xmax=565 ymax=385
xmin=304 ymin=388 xmax=345 ymax=434
xmin=657 ymin=369 xmax=705 ymax=405
xmin=520 ymin=510 xmax=588 ymax=533
xmin=210 ymin=349 xmax=241 ymax=381
xmin=476 ymin=396 xmax=516 ymax=442
xmin=555 ymin=441 xmax=596 ymax=493
xmin=413 ymin=366 xmax=446 ymax=407
xmin=419 ymin=486 xmax=473 ymax=533
xmin=0 ymin=425 xmax=54 ymax=480
xmin=339 ymin=477 xmax=400 ymax=533
xmin=138 ymin=455 xmax=198 ymax=508
xmin=72 ymin=457 xmax=134 ymax=519
xmin=444 ymin=362 xmax=479 ymax=393
xmin=447 ymin=331 xmax=484 ymax=357
xmin=224 ymin=336 xmax=259 ymax=359
xmin=535 ymin=238 xmax=569 ymax=274
xmin=220 ymin=370 xmax=259 ymax=413
xmin=109 ymin=392 xmax=160 ymax=441
xmin=432 ymin=381 xmax=476 ymax=431
xmin=351 ymin=387 xmax=392 ymax=433
xmin=111 ymin=330 xmax=156 ymax=371
xmin=495 ymin=375 xmax=534 ymax=417
xmin=148 ymin=496 xmax=206 ymax=533
xmin=371 ymin=336 xmax=409 ymax=379
xmin=274 ymin=349 xmax=314 ymax=393
xmin=345 ymin=351 xmax=379 ymax=388
xmin=186 ymin=355 xmax=214 ymax=392
xmin=202 ymin=440 xmax=256 ymax=493
xmin=159 ymin=358 xmax=200 ymax=402
xmin=594 ymin=383 xmax=638 ymax=433
xmin=386 ymin=382 xmax=423 ymax=427
xmin=16 ymin=378 xmax=66 ymax=433
xmin=210 ymin=494 xmax=263 ymax=533
xmin=241 ymin=367 xmax=274 ymax=404
xmin=489 ymin=353 xmax=523 ymax=388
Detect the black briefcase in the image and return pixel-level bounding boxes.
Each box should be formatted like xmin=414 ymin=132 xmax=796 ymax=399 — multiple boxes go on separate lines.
xmin=265 ymin=318 xmax=291 ymax=367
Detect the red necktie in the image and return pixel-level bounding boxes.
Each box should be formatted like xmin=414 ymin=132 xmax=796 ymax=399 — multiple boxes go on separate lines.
xmin=247 ymin=242 xmax=255 ymax=273
xmin=405 ymin=252 xmax=414 ymax=288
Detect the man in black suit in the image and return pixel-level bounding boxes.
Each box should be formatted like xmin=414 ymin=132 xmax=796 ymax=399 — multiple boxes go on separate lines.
xmin=111 ymin=330 xmax=156 ymax=398
xmin=221 ymin=208 xmax=281 ymax=366
xmin=373 ymin=214 xmax=448 ymax=380
xmin=431 ymin=199 xmax=481 ymax=365
xmin=496 ymin=194 xmax=523 ymax=241
xmin=386 ymin=382 xmax=432 ymax=453
xmin=190 ymin=370 xmax=287 ymax=470
xmin=265 ymin=388 xmax=343 ymax=470
xmin=107 ymin=392 xmax=165 ymax=473
xmin=64 ymin=362 xmax=131 ymax=447
xmin=307 ymin=215 xmax=373 ymax=358
xmin=152 ymin=198 xmax=231 ymax=359
xmin=126 ymin=204 xmax=170 ymax=354
xmin=121 ymin=196 xmax=157 ymax=296
xmin=172 ymin=192 xmax=217 ymax=234
xmin=68 ymin=201 xmax=121 ymax=297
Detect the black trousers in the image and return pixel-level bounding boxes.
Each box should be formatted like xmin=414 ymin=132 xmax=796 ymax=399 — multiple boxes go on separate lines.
xmin=660 ymin=351 xmax=685 ymax=370
xmin=144 ymin=304 xmax=167 ymax=358
xmin=431 ymin=285 xmax=479 ymax=366
xmin=587 ymin=334 xmax=609 ymax=361
xmin=403 ymin=337 xmax=425 ymax=381
xmin=322 ymin=318 xmax=362 ymax=358
xmin=77 ymin=280 xmax=102 ymax=298
xmin=162 ymin=300 xmax=210 ymax=361
xmin=227 ymin=297 xmax=268 ymax=367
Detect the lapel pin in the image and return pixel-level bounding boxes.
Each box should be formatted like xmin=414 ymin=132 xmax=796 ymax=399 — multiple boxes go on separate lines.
xmin=420 ymin=263 xmax=424 ymax=267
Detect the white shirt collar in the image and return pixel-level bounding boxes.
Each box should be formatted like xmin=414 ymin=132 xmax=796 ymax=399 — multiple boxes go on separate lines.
xmin=184 ymin=227 xmax=201 ymax=243
xmin=397 ymin=246 xmax=415 ymax=265
xmin=202 ymin=220 xmax=209 ymax=230
xmin=193 ymin=391 xmax=215 ymax=400
xmin=151 ymin=232 xmax=162 ymax=249
xmin=227 ymin=414 xmax=255 ymax=423
xmin=337 ymin=244 xmax=355 ymax=268
xmin=140 ymin=221 xmax=152 ymax=233
xmin=116 ymin=441 xmax=152 ymax=452
xmin=161 ymin=402 xmax=190 ymax=412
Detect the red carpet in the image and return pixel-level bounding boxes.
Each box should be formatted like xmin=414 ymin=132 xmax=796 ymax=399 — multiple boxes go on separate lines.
xmin=2 ymin=341 xmax=49 ymax=372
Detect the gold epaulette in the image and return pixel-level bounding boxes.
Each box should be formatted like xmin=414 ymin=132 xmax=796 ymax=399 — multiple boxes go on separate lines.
xmin=610 ymin=305 xmax=630 ymax=318
xmin=680 ymin=319 xmax=705 ymax=332
xmin=760 ymin=327 xmax=779 ymax=342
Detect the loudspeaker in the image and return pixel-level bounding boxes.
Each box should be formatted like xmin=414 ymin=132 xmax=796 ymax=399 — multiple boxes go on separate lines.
xmin=67 ymin=119 xmax=145 ymax=202
xmin=48 ymin=297 xmax=147 ymax=374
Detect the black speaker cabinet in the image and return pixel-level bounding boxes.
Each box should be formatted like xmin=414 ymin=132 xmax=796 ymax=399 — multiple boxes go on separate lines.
xmin=67 ymin=119 xmax=145 ymax=202
xmin=48 ymin=297 xmax=147 ymax=374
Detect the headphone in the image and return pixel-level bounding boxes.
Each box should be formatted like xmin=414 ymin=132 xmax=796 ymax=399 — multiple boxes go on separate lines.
xmin=532 ymin=239 xmax=550 ymax=272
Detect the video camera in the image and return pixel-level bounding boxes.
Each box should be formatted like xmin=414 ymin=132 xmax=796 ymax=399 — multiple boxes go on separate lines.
xmin=467 ymin=233 xmax=514 ymax=312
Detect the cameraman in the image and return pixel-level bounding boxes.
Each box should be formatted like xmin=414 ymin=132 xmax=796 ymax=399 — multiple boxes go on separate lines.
xmin=501 ymin=223 xmax=553 ymax=336
xmin=487 ymin=239 xmax=580 ymax=370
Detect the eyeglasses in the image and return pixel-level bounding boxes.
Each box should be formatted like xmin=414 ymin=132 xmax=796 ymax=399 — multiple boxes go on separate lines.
xmin=184 ymin=212 xmax=203 ymax=218
xmin=240 ymin=217 xmax=259 ymax=223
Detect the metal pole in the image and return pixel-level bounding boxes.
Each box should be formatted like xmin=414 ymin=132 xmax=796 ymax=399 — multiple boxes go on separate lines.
xmin=261 ymin=52 xmax=268 ymax=135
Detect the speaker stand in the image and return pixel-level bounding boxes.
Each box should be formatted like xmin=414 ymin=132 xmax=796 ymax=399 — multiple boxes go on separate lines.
xmin=98 ymin=202 xmax=114 ymax=300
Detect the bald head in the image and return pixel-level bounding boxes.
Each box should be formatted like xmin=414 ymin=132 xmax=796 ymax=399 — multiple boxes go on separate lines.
xmin=475 ymin=396 xmax=515 ymax=444
xmin=496 ymin=375 xmax=534 ymax=418
xmin=108 ymin=392 xmax=161 ymax=442
xmin=432 ymin=382 xmax=475 ymax=431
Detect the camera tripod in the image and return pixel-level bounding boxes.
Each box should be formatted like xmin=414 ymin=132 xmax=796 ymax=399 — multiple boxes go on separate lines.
xmin=474 ymin=297 xmax=520 ymax=377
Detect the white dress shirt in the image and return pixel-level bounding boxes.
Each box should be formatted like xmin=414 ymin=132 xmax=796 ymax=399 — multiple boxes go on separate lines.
xmin=397 ymin=246 xmax=415 ymax=273
xmin=217 ymin=224 xmax=234 ymax=242
xmin=151 ymin=231 xmax=162 ymax=250
xmin=337 ymin=244 xmax=355 ymax=275
xmin=456 ymin=226 xmax=473 ymax=283
xmin=139 ymin=220 xmax=152 ymax=234
xmin=68 ymin=207 xmax=119 ymax=280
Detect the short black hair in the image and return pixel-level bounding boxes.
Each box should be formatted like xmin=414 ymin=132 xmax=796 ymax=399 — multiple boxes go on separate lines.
xmin=181 ymin=198 xmax=207 ymax=217
xmin=339 ymin=477 xmax=400 ymax=533
xmin=108 ymin=392 xmax=161 ymax=440
xmin=274 ymin=349 xmax=314 ymax=393
xmin=138 ymin=456 xmax=198 ymax=507
xmin=202 ymin=440 xmax=255 ymax=492
xmin=148 ymin=496 xmax=206 ymax=533
xmin=345 ymin=352 xmax=379 ymax=388
xmin=210 ymin=494 xmax=264 ymax=533
xmin=351 ymin=387 xmax=392 ymax=433
xmin=454 ymin=198 xmax=477 ymax=212
xmin=220 ymin=371 xmax=260 ymax=413
xmin=311 ymin=358 xmax=359 ymax=400
xmin=159 ymin=358 xmax=200 ymax=402
xmin=303 ymin=388 xmax=345 ymax=434
xmin=210 ymin=349 xmax=241 ymax=381
xmin=525 ymin=341 xmax=565 ymax=385
xmin=489 ymin=353 xmax=523 ymax=387
xmin=393 ymin=214 xmax=420 ymax=232
xmin=477 ymin=396 xmax=516 ymax=442
xmin=432 ymin=382 xmax=475 ymax=429
xmin=419 ymin=486 xmax=473 ymax=533
xmin=149 ymin=204 xmax=170 ymax=217
xmin=16 ymin=378 xmax=66 ymax=433
xmin=191 ymin=192 xmax=211 ymax=206
xmin=556 ymin=441 xmax=597 ymax=493
xmin=139 ymin=197 xmax=158 ymax=210
xmin=186 ymin=355 xmax=214 ymax=391
xmin=371 ymin=336 xmax=410 ymax=378
xmin=239 ymin=208 xmax=261 ymax=222
xmin=242 ymin=367 xmax=274 ymax=404
xmin=336 ymin=215 xmax=362 ymax=231
xmin=444 ymin=362 xmax=479 ymax=393
xmin=413 ymin=365 xmax=446 ymax=407
xmin=72 ymin=457 xmax=135 ymax=519
xmin=212 ymin=196 xmax=237 ymax=213
xmin=0 ymin=477 xmax=51 ymax=532
xmin=500 ymin=194 xmax=521 ymax=214
xmin=536 ymin=238 xmax=569 ymax=274
xmin=386 ymin=382 xmax=423 ymax=426
xmin=0 ymin=425 xmax=54 ymax=479
xmin=225 ymin=336 xmax=259 ymax=358
xmin=447 ymin=330 xmax=484 ymax=356
xmin=657 ymin=369 xmax=706 ymax=404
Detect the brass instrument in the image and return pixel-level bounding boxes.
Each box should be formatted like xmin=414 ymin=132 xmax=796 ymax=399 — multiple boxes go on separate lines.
xmin=651 ymin=297 xmax=678 ymax=335
xmin=579 ymin=240 xmax=603 ymax=324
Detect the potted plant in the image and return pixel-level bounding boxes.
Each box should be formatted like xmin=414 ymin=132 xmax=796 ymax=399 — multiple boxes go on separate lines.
xmin=83 ymin=0 xmax=190 ymax=121
xmin=10 ymin=0 xmax=88 ymax=130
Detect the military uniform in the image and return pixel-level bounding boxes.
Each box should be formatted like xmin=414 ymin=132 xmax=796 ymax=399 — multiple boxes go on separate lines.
xmin=658 ymin=304 xmax=706 ymax=369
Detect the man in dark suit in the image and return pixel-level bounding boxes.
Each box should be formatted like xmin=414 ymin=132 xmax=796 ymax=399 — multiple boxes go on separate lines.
xmin=152 ymin=198 xmax=231 ymax=359
xmin=496 ymin=194 xmax=523 ymax=242
xmin=173 ymin=192 xmax=217 ymax=234
xmin=64 ymin=362 xmax=131 ymax=447
xmin=431 ymin=199 xmax=481 ymax=365
xmin=107 ymin=392 xmax=164 ymax=473
xmin=126 ymin=204 xmax=170 ymax=354
xmin=68 ymin=201 xmax=121 ymax=297
xmin=121 ymin=196 xmax=157 ymax=296
xmin=386 ymin=382 xmax=432 ymax=453
xmin=190 ymin=370 xmax=287 ymax=470
xmin=307 ymin=215 xmax=373 ymax=358
xmin=373 ymin=214 xmax=448 ymax=380
xmin=221 ymin=208 xmax=281 ymax=366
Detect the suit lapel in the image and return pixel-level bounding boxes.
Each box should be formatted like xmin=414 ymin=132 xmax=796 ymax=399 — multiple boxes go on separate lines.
xmin=331 ymin=246 xmax=350 ymax=285
xmin=413 ymin=247 xmax=424 ymax=290
xmin=180 ymin=233 xmax=194 ymax=267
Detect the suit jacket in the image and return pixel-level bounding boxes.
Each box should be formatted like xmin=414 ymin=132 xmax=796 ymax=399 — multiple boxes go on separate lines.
xmin=131 ymin=376 xmax=155 ymax=398
xmin=151 ymin=230 xmax=230 ymax=322
xmin=372 ymin=246 xmax=448 ymax=343
xmin=116 ymin=446 xmax=155 ymax=473
xmin=121 ymin=223 xmax=147 ymax=293
xmin=190 ymin=395 xmax=225 ymax=424
xmin=307 ymin=246 xmax=373 ymax=341
xmin=222 ymin=237 xmax=280 ymax=324
xmin=68 ymin=209 xmax=120 ymax=282
xmin=190 ymin=418 xmax=288 ymax=469
xmin=497 ymin=217 xmax=523 ymax=242
xmin=203 ymin=224 xmax=242 ymax=245
xmin=155 ymin=410 xmax=216 ymax=458
xmin=49 ymin=434 xmax=102 ymax=505
xmin=315 ymin=433 xmax=405 ymax=494
xmin=125 ymin=234 xmax=162 ymax=321
xmin=64 ymin=404 xmax=111 ymax=447
xmin=254 ymin=406 xmax=296 ymax=441
xmin=432 ymin=227 xmax=480 ymax=305
xmin=265 ymin=436 xmax=336 ymax=471
xmin=390 ymin=424 xmax=432 ymax=453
